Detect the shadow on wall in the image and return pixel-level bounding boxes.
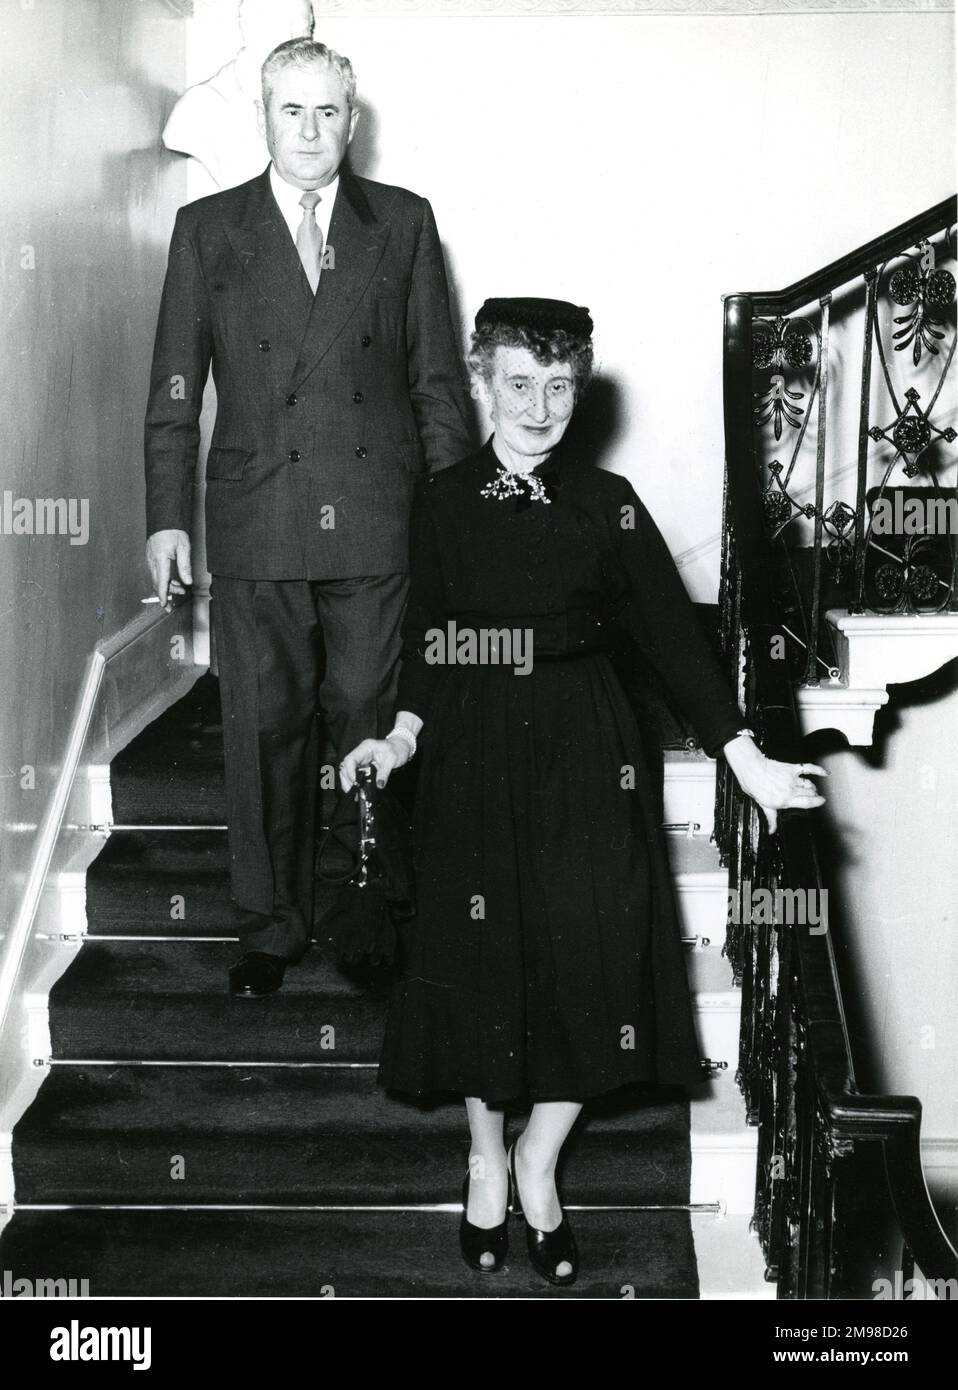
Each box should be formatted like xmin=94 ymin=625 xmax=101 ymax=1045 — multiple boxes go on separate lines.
xmin=806 ymin=654 xmax=958 ymax=1098
xmin=346 ymin=98 xmax=380 ymax=179
xmin=566 ymin=376 xmax=626 ymax=468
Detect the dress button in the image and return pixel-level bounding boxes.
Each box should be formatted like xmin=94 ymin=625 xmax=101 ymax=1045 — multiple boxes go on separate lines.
xmin=361 ymin=335 xmax=372 ymax=347
xmin=353 ymin=391 xmax=364 ymax=404
xmin=288 ymin=450 xmax=301 ymax=462
xmin=355 ymin=446 xmax=368 ymax=459
xmin=286 ymin=393 xmax=297 ymax=407
xmin=258 ymin=339 xmax=270 ymax=352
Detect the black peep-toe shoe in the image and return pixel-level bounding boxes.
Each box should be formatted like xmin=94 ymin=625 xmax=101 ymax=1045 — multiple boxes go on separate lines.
xmin=508 ymin=1143 xmax=578 ymax=1287
xmin=459 ymin=1172 xmax=509 ymax=1273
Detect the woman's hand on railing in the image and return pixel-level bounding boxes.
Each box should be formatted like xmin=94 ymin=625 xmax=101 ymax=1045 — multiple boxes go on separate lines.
xmin=723 ymin=734 xmax=828 ymax=834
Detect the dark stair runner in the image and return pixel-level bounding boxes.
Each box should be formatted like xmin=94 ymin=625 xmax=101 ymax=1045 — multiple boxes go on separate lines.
xmin=0 ymin=674 xmax=702 ymax=1298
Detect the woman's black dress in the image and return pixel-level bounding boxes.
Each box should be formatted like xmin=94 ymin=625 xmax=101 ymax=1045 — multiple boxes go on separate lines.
xmin=380 ymin=440 xmax=743 ymax=1106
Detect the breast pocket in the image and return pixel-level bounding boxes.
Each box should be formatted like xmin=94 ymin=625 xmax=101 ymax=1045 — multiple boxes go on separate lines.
xmin=206 ymin=446 xmax=252 ymax=481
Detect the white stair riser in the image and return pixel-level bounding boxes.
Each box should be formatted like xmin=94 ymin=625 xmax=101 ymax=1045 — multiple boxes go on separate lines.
xmin=675 ymin=876 xmax=728 ymax=938
xmin=693 ymin=1214 xmax=776 ymax=1299
xmin=663 ymin=761 xmax=716 ymax=837
xmin=689 ymin=1068 xmax=747 ymax=1133
xmin=23 ymin=994 xmax=52 ymax=1068
xmin=67 ymin=764 xmax=113 ymax=832
xmin=684 ymin=937 xmax=734 ymax=994
xmin=38 ymin=872 xmax=88 ymax=941
xmin=691 ymin=1133 xmax=758 ymax=1214
xmin=694 ymin=992 xmax=742 ymax=1073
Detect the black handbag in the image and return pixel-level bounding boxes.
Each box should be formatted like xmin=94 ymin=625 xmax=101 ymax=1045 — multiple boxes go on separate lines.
xmin=316 ymin=766 xmax=416 ymax=968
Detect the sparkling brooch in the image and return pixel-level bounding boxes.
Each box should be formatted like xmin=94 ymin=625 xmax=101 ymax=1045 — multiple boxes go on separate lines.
xmin=480 ymin=466 xmax=552 ymax=505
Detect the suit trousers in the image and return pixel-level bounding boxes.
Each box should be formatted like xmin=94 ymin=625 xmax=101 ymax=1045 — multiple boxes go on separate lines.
xmin=211 ymin=573 xmax=408 ymax=960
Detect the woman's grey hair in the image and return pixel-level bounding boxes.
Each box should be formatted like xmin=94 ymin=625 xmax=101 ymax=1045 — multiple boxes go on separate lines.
xmin=468 ymin=323 xmax=594 ymax=395
xmin=262 ymin=39 xmax=357 ymax=109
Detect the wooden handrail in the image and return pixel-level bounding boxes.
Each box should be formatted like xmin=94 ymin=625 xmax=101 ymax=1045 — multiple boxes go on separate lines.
xmin=723 ymin=289 xmax=958 ymax=1289
xmin=730 ymin=195 xmax=956 ymax=316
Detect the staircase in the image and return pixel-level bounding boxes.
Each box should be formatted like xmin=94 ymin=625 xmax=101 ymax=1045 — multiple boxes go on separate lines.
xmin=0 ymin=673 xmax=770 ymax=1299
xmin=718 ymin=194 xmax=958 ymax=1297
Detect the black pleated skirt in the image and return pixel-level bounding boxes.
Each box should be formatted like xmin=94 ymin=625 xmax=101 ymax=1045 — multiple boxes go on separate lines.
xmin=379 ymin=653 xmax=702 ymax=1106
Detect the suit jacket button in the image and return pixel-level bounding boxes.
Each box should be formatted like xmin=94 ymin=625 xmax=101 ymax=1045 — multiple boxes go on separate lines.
xmin=259 ymin=339 xmax=271 ymax=352
xmin=361 ymin=335 xmax=372 ymax=347
xmin=288 ymin=449 xmax=301 ymax=462
xmin=353 ymin=391 xmax=364 ymax=404
xmin=286 ymin=393 xmax=297 ymax=406
xmin=355 ymin=446 xmax=368 ymax=459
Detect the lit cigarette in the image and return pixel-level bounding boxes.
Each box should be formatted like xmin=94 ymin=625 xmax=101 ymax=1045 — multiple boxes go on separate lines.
xmin=141 ymin=586 xmax=185 ymax=605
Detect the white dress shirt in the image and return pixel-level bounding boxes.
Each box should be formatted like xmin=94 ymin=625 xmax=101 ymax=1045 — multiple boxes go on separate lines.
xmin=269 ymin=164 xmax=339 ymax=262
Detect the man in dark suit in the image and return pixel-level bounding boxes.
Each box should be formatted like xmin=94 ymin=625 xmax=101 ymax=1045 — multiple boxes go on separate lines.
xmin=144 ymin=39 xmax=473 ymax=996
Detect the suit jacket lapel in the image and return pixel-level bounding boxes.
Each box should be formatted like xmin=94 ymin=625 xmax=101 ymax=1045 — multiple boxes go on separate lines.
xmin=290 ymin=170 xmax=390 ymax=389
xmin=223 ymin=168 xmax=314 ymax=344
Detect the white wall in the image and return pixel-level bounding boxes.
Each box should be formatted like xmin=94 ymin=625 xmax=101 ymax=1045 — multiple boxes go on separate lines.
xmin=821 ymin=671 xmax=958 ymax=1140
xmin=0 ymin=0 xmax=187 ymax=988
xmin=181 ymin=3 xmax=955 ymax=597
xmin=814 ymin=664 xmax=958 ymax=1236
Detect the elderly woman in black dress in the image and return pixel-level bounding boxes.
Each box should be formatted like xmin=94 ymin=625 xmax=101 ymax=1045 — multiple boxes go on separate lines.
xmin=341 ymin=298 xmax=825 ymax=1286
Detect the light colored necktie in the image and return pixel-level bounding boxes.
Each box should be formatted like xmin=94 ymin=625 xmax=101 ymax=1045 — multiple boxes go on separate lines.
xmin=296 ymin=190 xmax=323 ymax=293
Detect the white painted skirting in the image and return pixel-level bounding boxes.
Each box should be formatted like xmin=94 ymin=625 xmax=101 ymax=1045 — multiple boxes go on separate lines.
xmin=0 ymin=603 xmax=198 ymax=1041
xmin=0 ymin=600 xmax=205 ymax=1225
xmin=0 ymin=656 xmax=105 ymax=1043
xmin=827 ymin=609 xmax=958 ymax=691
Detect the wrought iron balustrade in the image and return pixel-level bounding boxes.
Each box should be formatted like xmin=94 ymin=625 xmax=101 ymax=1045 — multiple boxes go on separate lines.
xmin=718 ymin=196 xmax=958 ymax=1299
xmin=743 ymin=199 xmax=957 ymax=687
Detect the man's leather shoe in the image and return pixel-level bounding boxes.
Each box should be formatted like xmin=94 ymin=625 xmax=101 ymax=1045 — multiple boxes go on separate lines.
xmin=229 ymin=952 xmax=285 ymax=998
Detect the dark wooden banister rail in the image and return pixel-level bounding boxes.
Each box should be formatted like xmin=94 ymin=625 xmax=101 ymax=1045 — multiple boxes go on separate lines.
xmin=733 ymin=196 xmax=956 ymax=316
xmin=723 ymin=264 xmax=958 ymax=1292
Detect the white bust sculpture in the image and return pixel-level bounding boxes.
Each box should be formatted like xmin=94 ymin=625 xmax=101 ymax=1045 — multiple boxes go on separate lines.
xmin=162 ymin=0 xmax=316 ymax=191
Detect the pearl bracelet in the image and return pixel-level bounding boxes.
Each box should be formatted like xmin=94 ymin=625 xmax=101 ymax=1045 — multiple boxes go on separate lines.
xmin=386 ymin=725 xmax=417 ymax=760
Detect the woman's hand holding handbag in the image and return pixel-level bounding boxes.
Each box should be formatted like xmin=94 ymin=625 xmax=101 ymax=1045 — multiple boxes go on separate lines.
xmin=317 ymin=762 xmax=416 ymax=969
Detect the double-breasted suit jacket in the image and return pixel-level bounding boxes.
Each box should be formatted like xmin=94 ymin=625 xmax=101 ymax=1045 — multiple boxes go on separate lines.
xmin=144 ymin=165 xmax=474 ymax=580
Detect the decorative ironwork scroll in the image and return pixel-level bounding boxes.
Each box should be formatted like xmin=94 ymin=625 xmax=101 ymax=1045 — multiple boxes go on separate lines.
xmin=749 ymin=222 xmax=957 ymax=660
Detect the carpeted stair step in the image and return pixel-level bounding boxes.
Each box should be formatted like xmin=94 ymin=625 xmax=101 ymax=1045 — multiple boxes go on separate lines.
xmin=11 ymin=1066 xmax=690 ymax=1207
xmin=109 ymin=674 xmax=227 ymax=824
xmin=84 ymin=832 xmax=341 ymax=938
xmin=0 ymin=1208 xmax=698 ymax=1298
xmin=49 ymin=942 xmax=387 ymax=1062
xmin=14 ymin=662 xmax=708 ymax=1297
xmin=84 ymin=831 xmax=233 ymax=937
